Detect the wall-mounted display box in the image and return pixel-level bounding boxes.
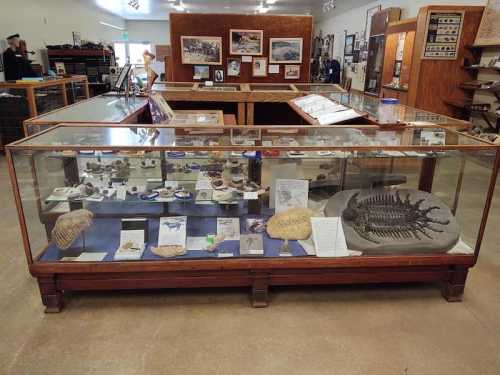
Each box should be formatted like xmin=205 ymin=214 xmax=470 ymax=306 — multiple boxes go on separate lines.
xmin=6 ymin=124 xmax=498 ymax=312
xmin=364 ymin=8 xmax=402 ymax=96
xmin=23 ymin=95 xmax=150 ymax=136
xmin=0 ymin=76 xmax=90 ymax=149
xmin=380 ymin=18 xmax=418 ymax=104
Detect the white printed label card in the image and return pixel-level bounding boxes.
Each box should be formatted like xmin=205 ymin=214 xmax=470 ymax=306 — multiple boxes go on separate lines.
xmin=217 ymin=218 xmax=240 ymax=241
xmin=275 ymin=179 xmax=309 ymax=213
xmin=158 ymin=217 xmax=187 ymax=247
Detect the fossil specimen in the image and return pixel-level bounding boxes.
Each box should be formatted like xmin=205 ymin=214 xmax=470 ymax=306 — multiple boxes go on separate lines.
xmin=151 ymin=245 xmax=186 ymax=258
xmin=341 ymin=191 xmax=450 ymax=244
xmin=267 ymin=208 xmax=314 ymax=241
xmin=324 ymin=189 xmax=460 ymax=254
xmin=51 ymin=209 xmax=94 ymax=250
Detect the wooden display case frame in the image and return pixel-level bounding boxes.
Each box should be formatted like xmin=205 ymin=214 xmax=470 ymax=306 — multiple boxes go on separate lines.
xmin=0 ymin=76 xmax=89 ymax=118
xmin=153 ymin=81 xmax=345 ymax=125
xmin=22 ymin=94 xmax=150 ymax=136
xmin=6 ymin=124 xmax=499 ymax=312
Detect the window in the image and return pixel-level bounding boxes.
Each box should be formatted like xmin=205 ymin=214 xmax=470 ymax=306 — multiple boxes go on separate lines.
xmin=113 ymin=42 xmax=152 ymax=67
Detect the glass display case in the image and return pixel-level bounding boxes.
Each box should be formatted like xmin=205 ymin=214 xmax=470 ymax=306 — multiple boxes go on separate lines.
xmin=23 ymin=95 xmax=150 ymax=136
xmin=329 ymin=92 xmax=471 ymax=129
xmin=9 ymin=124 xmax=497 ymax=312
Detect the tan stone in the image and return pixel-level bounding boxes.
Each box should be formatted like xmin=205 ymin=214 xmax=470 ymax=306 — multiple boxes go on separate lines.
xmin=266 ymin=208 xmax=314 ymax=240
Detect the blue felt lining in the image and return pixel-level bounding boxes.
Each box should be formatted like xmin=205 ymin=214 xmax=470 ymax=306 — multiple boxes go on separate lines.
xmin=40 ymin=214 xmax=308 ymax=262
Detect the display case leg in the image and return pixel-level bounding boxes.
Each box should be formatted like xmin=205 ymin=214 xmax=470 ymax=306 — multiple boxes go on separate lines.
xmin=441 ymin=266 xmax=469 ymax=302
xmin=251 ymin=273 xmax=269 ymax=308
xmin=38 ymin=276 xmax=63 ymax=313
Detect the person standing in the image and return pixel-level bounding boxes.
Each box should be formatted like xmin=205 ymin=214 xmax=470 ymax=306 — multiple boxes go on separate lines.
xmin=2 ymin=34 xmax=37 ymax=81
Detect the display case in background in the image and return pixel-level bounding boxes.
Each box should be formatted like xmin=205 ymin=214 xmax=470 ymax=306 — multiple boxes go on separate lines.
xmin=6 ymin=124 xmax=498 ymax=312
xmin=152 ymin=82 xmax=345 ymax=125
xmin=0 ymin=76 xmax=90 ymax=150
xmin=23 ymin=94 xmax=150 ymax=136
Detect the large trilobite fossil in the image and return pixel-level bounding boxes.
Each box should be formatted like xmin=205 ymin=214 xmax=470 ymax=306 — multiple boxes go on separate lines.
xmin=325 ymin=189 xmax=460 ymax=254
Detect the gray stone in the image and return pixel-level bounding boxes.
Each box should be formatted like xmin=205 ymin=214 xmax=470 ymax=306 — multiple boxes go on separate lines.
xmin=324 ymin=189 xmax=460 ymax=255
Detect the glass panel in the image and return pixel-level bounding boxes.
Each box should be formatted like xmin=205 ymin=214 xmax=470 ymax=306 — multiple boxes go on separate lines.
xmin=250 ymin=84 xmax=293 ymax=91
xmin=329 ymin=92 xmax=469 ymax=126
xmin=17 ymin=125 xmax=490 ymax=149
xmin=9 ymin=145 xmax=496 ymax=263
xmin=151 ymin=82 xmax=195 ymax=91
xmin=34 ymin=85 xmax=65 ymax=115
xmin=29 ymin=96 xmax=148 ymax=124
xmin=294 ymin=84 xmax=345 ymax=93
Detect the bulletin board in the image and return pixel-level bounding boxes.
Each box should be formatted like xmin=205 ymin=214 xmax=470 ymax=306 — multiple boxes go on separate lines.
xmin=169 ymin=13 xmax=313 ymax=83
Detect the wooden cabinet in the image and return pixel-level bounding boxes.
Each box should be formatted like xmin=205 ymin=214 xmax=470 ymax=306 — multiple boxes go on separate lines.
xmin=364 ymin=7 xmax=402 ymax=96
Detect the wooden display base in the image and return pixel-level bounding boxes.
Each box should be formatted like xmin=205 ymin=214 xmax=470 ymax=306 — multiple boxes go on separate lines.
xmin=32 ymin=256 xmax=472 ymax=313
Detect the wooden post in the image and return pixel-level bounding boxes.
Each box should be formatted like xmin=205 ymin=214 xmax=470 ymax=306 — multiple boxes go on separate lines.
xmin=26 ymin=87 xmax=37 ymax=117
xmin=247 ymin=102 xmax=254 ymax=126
xmin=61 ymin=83 xmax=69 ymax=106
xmin=237 ymin=102 xmax=246 ymax=125
xmin=418 ymin=157 xmax=437 ymax=193
xmin=38 ymin=275 xmax=63 ymax=313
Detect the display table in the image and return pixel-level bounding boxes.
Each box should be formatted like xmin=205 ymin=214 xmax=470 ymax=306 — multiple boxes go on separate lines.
xmin=23 ymin=95 xmax=150 ymax=136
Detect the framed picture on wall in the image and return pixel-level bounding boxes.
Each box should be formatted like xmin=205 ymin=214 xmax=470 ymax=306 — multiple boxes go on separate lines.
xmin=227 ymin=58 xmax=241 ymax=77
xmin=364 ymin=5 xmax=382 ymax=40
xmin=269 ymin=38 xmax=303 ymax=64
xmin=344 ymin=34 xmax=355 ymax=56
xmin=230 ymin=29 xmax=263 ymax=55
xmin=193 ymin=65 xmax=210 ymax=79
xmin=214 ymin=69 xmax=224 ymax=83
xmin=252 ymin=57 xmax=268 ymax=77
xmin=284 ymin=65 xmax=300 ymax=80
xmin=181 ymin=36 xmax=222 ymax=65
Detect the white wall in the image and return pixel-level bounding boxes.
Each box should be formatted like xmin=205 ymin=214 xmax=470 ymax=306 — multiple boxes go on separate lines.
xmin=125 ymin=20 xmax=170 ymax=49
xmin=0 ymin=0 xmax=125 ymax=66
xmin=315 ymin=0 xmax=487 ymax=89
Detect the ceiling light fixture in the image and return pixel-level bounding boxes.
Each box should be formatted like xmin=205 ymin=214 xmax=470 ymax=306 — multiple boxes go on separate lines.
xmin=99 ymin=21 xmax=125 ymax=30
xmin=128 ymin=0 xmax=139 ymax=10
xmin=266 ymin=0 xmax=277 ymax=4
xmin=322 ymin=0 xmax=335 ymax=13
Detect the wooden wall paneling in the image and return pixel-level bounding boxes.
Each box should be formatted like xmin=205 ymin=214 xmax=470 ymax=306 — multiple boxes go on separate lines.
xmin=382 ymin=33 xmax=398 ymax=87
xmin=408 ymin=6 xmax=484 ymax=116
xmin=169 ymin=13 xmax=313 ymax=83
xmin=400 ymin=30 xmax=415 ymax=87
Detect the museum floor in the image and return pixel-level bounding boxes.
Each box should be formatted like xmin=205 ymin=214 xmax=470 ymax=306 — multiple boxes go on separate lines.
xmin=1 ymin=154 xmax=500 ymax=375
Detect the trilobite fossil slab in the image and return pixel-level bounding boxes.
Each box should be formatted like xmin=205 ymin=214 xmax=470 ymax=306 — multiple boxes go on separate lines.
xmin=324 ymin=189 xmax=460 ymax=254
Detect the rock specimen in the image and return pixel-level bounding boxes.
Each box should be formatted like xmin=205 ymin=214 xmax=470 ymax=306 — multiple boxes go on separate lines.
xmin=51 ymin=209 xmax=94 ymax=250
xmin=266 ymin=208 xmax=314 ymax=241
xmin=324 ymin=189 xmax=460 ymax=254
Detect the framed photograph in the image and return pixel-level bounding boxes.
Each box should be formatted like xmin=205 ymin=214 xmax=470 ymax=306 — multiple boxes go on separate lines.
xmin=214 ymin=69 xmax=224 ymax=83
xmin=393 ymin=61 xmax=402 ymax=78
xmin=227 ymin=58 xmax=241 ymax=77
xmin=474 ymin=0 xmax=500 ymax=46
xmin=344 ymin=34 xmax=355 ymax=56
xmin=269 ymin=38 xmax=303 ymax=64
xmin=72 ymin=31 xmax=81 ymax=47
xmin=364 ymin=5 xmax=382 ymax=39
xmin=181 ymin=36 xmax=222 ymax=65
xmin=284 ymin=65 xmax=300 ymax=80
xmin=230 ymin=29 xmax=263 ymax=56
xmin=54 ymin=62 xmax=66 ymax=75
xmin=193 ymin=65 xmax=210 ymax=80
xmin=252 ymin=57 xmax=267 ymax=77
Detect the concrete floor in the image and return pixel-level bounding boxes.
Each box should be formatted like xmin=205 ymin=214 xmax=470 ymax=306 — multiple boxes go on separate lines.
xmin=1 ymin=154 xmax=499 ymax=375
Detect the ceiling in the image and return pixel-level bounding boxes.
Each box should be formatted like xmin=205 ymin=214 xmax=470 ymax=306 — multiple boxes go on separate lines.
xmin=91 ymin=0 xmax=326 ymax=21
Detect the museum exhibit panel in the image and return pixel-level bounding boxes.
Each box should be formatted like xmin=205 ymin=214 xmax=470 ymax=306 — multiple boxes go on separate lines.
xmin=6 ymin=124 xmax=499 ymax=312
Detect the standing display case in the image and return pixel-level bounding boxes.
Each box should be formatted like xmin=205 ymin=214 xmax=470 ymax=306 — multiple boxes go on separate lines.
xmin=7 ymin=124 xmax=498 ymax=312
